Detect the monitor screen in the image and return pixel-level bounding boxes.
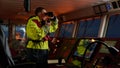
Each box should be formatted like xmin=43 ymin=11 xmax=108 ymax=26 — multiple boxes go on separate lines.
xmin=73 ymin=38 xmax=98 ymax=59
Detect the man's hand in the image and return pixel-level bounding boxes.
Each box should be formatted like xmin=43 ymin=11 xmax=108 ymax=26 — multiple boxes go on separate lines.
xmin=43 ymin=35 xmax=52 ymax=41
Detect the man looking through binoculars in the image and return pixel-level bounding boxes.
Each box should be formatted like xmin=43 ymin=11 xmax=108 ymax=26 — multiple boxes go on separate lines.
xmin=26 ymin=7 xmax=59 ymax=68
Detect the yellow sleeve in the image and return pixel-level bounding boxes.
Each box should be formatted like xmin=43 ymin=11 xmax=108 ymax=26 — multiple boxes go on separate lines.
xmin=26 ymin=18 xmax=44 ymax=40
xmin=49 ymin=18 xmax=59 ymax=33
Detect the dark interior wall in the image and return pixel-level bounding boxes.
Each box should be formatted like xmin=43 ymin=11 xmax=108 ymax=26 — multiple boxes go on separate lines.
xmin=58 ymin=6 xmax=95 ymax=22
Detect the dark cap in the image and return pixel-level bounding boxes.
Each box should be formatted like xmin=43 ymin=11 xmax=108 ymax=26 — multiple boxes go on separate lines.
xmin=35 ymin=7 xmax=44 ymax=15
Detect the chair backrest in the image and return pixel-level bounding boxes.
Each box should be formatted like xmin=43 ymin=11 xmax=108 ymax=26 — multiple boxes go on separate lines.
xmin=0 ymin=26 xmax=14 ymax=68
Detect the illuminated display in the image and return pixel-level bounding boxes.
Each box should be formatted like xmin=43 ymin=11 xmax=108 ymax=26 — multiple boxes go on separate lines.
xmin=73 ymin=39 xmax=97 ymax=59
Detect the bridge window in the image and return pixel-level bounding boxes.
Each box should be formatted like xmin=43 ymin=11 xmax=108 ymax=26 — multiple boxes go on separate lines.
xmin=58 ymin=22 xmax=75 ymax=38
xmin=15 ymin=25 xmax=26 ymax=40
xmin=106 ymin=14 xmax=120 ymax=38
xmin=76 ymin=18 xmax=101 ymax=38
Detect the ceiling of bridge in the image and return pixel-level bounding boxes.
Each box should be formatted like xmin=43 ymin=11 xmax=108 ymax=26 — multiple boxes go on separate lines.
xmin=0 ymin=0 xmax=107 ymax=23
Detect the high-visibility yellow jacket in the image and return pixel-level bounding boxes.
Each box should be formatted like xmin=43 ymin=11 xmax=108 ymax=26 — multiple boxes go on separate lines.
xmin=26 ymin=16 xmax=58 ymax=49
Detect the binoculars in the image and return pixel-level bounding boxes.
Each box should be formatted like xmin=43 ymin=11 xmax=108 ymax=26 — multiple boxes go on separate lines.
xmin=44 ymin=12 xmax=54 ymax=17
